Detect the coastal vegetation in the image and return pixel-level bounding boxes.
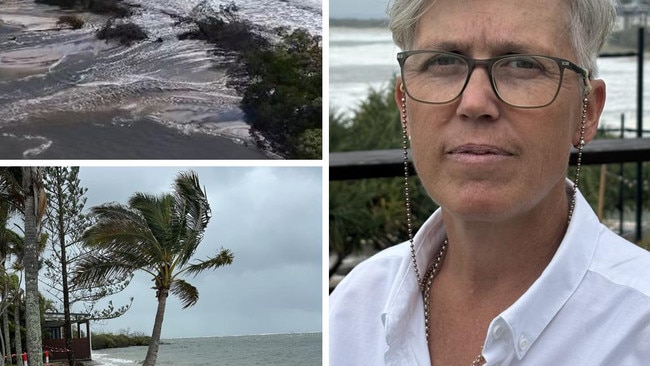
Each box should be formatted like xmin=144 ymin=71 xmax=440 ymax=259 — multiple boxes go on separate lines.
xmin=96 ymin=20 xmax=148 ymax=46
xmin=329 ymin=80 xmax=436 ymax=278
xmin=0 ymin=167 xmax=46 ymax=366
xmin=36 ymin=0 xmax=146 ymax=45
xmin=91 ymin=331 xmax=150 ymax=350
xmin=1 ymin=168 xmax=231 ymax=366
xmin=42 ymin=167 xmax=132 ymax=366
xmin=231 ymin=27 xmax=322 ymax=159
xmin=34 ymin=0 xmax=134 ymax=18
xmin=173 ymin=2 xmax=322 ymax=158
xmin=56 ymin=16 xmax=84 ymax=30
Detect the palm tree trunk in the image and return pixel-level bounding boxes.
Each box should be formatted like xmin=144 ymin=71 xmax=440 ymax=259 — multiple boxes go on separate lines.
xmin=0 ymin=328 xmax=5 ymax=366
xmin=142 ymin=289 xmax=168 ymax=366
xmin=14 ymin=294 xmax=23 ymax=366
xmin=3 ymin=308 xmax=10 ymax=366
xmin=23 ymin=168 xmax=43 ymax=366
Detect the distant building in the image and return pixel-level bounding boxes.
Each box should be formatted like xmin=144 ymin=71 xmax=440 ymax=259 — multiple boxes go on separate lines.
xmin=617 ymin=0 xmax=650 ymax=29
xmin=42 ymin=312 xmax=92 ymax=361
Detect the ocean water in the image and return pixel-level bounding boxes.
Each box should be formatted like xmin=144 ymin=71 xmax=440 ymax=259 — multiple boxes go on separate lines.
xmin=329 ymin=26 xmax=650 ymax=135
xmin=92 ymin=333 xmax=321 ymax=366
xmin=0 ymin=0 xmax=321 ymax=158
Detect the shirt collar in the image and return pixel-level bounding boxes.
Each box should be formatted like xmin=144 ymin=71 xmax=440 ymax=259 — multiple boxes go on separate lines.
xmin=382 ymin=184 xmax=601 ymax=365
xmin=484 ymin=186 xmax=600 ymax=362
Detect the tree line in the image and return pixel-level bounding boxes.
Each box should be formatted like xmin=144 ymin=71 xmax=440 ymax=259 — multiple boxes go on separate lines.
xmin=0 ymin=168 xmax=233 ymax=366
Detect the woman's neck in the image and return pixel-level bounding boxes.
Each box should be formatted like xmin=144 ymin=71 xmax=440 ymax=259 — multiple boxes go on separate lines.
xmin=437 ymin=182 xmax=570 ymax=298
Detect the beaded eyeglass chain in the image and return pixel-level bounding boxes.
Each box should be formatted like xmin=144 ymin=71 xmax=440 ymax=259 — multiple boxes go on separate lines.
xmin=401 ymin=90 xmax=589 ymax=366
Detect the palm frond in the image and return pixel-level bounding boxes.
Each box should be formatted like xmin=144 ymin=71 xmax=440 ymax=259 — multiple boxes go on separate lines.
xmin=72 ymin=252 xmax=141 ymax=288
xmin=0 ymin=167 xmax=25 ymax=213
xmin=183 ymin=248 xmax=234 ymax=277
xmin=170 ymin=278 xmax=199 ymax=309
xmin=83 ymin=203 xmax=162 ymax=264
xmin=129 ymin=193 xmax=174 ymax=252
xmin=172 ymin=171 xmax=211 ymax=266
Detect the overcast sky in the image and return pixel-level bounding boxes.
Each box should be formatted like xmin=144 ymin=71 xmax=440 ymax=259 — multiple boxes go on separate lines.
xmin=41 ymin=166 xmax=322 ymax=339
xmin=329 ymin=0 xmax=390 ymax=19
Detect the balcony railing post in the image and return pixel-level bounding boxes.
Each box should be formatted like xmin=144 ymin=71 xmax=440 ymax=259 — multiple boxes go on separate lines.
xmin=636 ymin=26 xmax=645 ymax=242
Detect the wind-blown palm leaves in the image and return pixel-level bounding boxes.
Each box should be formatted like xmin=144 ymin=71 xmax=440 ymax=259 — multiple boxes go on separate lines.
xmin=73 ymin=171 xmax=233 ymax=366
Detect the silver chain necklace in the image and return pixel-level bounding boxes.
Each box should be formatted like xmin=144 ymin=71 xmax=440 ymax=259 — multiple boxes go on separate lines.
xmin=401 ymin=94 xmax=588 ymax=366
xmin=422 ymin=239 xmax=486 ymax=366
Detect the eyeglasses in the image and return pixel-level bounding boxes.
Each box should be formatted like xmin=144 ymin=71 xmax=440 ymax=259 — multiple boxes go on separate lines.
xmin=397 ymin=50 xmax=590 ymax=108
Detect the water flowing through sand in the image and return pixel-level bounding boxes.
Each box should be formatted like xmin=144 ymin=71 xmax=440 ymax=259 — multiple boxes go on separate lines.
xmin=0 ymin=0 xmax=321 ymax=158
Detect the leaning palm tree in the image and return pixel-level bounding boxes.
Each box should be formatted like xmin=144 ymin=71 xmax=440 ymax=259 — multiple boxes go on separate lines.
xmin=73 ymin=171 xmax=234 ymax=366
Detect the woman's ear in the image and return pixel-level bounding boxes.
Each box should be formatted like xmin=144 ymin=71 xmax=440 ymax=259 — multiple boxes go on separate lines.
xmin=395 ymin=77 xmax=411 ymax=142
xmin=394 ymin=77 xmax=405 ymax=108
xmin=395 ymin=78 xmax=411 ymax=139
xmin=576 ymin=79 xmax=606 ymax=146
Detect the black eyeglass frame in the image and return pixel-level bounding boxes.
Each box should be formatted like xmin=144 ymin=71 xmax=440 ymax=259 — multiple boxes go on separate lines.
xmin=397 ymin=50 xmax=591 ymax=108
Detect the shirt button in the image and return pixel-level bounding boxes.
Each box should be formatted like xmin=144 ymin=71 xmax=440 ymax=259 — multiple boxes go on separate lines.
xmin=518 ymin=335 xmax=529 ymax=351
xmin=492 ymin=324 xmax=504 ymax=338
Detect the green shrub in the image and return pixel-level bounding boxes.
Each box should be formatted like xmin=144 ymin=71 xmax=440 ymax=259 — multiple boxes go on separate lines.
xmin=174 ymin=3 xmax=321 ymax=159
xmin=91 ymin=331 xmax=151 ymax=350
xmin=57 ymin=15 xmax=85 ymax=30
xmin=329 ymin=80 xmax=438 ymax=276
xmin=35 ymin=0 xmax=76 ymax=8
xmin=96 ymin=20 xmax=148 ymax=46
xmin=87 ymin=0 xmax=133 ymax=17
xmin=35 ymin=0 xmax=133 ymax=17
xmin=179 ymin=3 xmax=270 ymax=52
xmin=232 ymin=27 xmax=322 ymax=159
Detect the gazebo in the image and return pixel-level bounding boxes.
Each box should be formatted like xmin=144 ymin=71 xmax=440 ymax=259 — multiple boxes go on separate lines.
xmin=42 ymin=312 xmax=92 ymax=361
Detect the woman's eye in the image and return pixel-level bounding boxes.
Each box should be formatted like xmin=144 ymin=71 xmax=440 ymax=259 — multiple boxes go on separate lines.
xmin=506 ymin=58 xmax=542 ymax=70
xmin=425 ymin=55 xmax=460 ymax=67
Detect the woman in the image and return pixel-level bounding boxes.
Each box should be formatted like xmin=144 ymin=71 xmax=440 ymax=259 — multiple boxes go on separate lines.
xmin=329 ymin=0 xmax=650 ymax=365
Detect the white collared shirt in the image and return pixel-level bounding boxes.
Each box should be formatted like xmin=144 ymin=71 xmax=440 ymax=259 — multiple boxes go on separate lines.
xmin=330 ymin=188 xmax=650 ymax=366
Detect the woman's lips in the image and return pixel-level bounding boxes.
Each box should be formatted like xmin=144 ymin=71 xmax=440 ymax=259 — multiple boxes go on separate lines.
xmin=447 ymin=144 xmax=513 ymax=163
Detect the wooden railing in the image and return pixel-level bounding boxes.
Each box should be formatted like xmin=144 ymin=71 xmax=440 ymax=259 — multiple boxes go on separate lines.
xmin=330 ymin=138 xmax=650 ymax=180
xmin=330 ymin=138 xmax=650 ymax=241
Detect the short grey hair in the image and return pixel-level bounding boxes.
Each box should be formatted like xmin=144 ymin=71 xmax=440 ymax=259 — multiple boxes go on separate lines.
xmin=388 ymin=0 xmax=617 ymax=77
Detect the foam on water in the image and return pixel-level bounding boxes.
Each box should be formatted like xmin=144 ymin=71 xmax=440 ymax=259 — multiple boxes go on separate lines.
xmin=93 ymin=353 xmax=139 ymax=366
xmin=0 ymin=0 xmax=321 ymax=157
